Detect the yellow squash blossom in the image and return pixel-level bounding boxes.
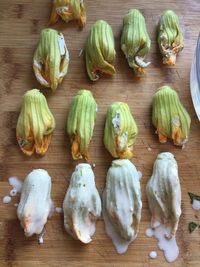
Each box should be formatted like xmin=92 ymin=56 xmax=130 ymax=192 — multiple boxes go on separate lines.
xmin=85 ymin=20 xmax=116 ymax=81
xmin=158 ymin=10 xmax=184 ymax=65
xmin=49 ymin=0 xmax=86 ymax=28
xmin=152 ymin=85 xmax=191 ymax=146
xmin=121 ymin=9 xmax=151 ymax=75
xmin=104 ymin=102 xmax=138 ymax=159
xmin=16 ymin=89 xmax=55 ymax=156
xmin=67 ymin=90 xmax=97 ymax=160
xmin=33 ymin=28 xmax=69 ymax=91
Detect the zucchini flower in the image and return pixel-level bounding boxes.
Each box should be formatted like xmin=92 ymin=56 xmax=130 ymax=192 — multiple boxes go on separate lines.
xmin=49 ymin=0 xmax=86 ymax=28
xmin=67 ymin=90 xmax=97 ymax=160
xmin=146 ymin=152 xmax=181 ymax=238
xmin=16 ymin=89 xmax=56 ymax=156
xmin=85 ymin=20 xmax=116 ymax=81
xmin=158 ymin=10 xmax=184 ymax=65
xmin=104 ymin=102 xmax=138 ymax=159
xmin=63 ymin=163 xmax=101 ymax=243
xmin=33 ymin=28 xmax=69 ymax=91
xmin=121 ymin=9 xmax=151 ymax=75
xmin=103 ymin=159 xmax=142 ymax=254
xmin=17 ymin=169 xmax=53 ymax=240
xmin=152 ymin=85 xmax=191 ymax=146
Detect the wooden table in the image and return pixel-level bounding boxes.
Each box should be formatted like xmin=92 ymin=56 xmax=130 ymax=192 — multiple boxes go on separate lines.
xmin=0 ymin=0 xmax=200 ymax=266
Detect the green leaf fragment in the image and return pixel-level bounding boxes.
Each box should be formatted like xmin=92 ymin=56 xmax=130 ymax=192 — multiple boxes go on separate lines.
xmin=188 ymin=192 xmax=200 ymax=204
xmin=188 ymin=222 xmax=198 ymax=233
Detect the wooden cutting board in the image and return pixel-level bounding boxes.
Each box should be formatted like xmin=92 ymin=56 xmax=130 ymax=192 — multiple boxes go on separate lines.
xmin=0 ymin=0 xmax=200 ymax=266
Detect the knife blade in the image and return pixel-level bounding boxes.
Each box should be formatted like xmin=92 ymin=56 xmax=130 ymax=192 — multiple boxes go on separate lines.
xmin=190 ymin=33 xmax=200 ymax=120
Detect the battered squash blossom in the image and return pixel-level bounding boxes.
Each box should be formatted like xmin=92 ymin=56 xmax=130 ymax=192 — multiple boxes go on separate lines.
xmin=146 ymin=152 xmax=181 ymax=238
xmin=104 ymin=102 xmax=138 ymax=159
xmin=85 ymin=20 xmax=116 ymax=81
xmin=17 ymin=169 xmax=53 ymax=240
xmin=121 ymin=9 xmax=151 ymax=75
xmin=152 ymin=86 xmax=191 ymax=146
xmin=16 ymin=89 xmax=56 ymax=156
xmin=33 ymin=28 xmax=69 ymax=91
xmin=158 ymin=10 xmax=184 ymax=65
xmin=67 ymin=90 xmax=97 ymax=160
xmin=49 ymin=0 xmax=86 ymax=28
xmin=103 ymin=159 xmax=142 ymax=254
xmin=63 ymin=164 xmax=101 ymax=243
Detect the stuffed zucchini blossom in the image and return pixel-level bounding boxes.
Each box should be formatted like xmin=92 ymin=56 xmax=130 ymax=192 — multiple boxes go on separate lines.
xmin=103 ymin=159 xmax=142 ymax=254
xmin=16 ymin=89 xmax=55 ymax=156
xmin=104 ymin=102 xmax=138 ymax=159
xmin=85 ymin=20 xmax=116 ymax=81
xmin=67 ymin=90 xmax=97 ymax=160
xmin=63 ymin=163 xmax=101 ymax=243
xmin=121 ymin=9 xmax=151 ymax=75
xmin=158 ymin=10 xmax=184 ymax=65
xmin=152 ymin=85 xmax=191 ymax=147
xmin=146 ymin=152 xmax=181 ymax=238
xmin=33 ymin=28 xmax=69 ymax=91
xmin=49 ymin=0 xmax=86 ymax=28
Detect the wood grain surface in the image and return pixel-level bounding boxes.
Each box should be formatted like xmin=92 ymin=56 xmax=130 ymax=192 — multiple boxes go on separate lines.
xmin=0 ymin=0 xmax=200 ymax=266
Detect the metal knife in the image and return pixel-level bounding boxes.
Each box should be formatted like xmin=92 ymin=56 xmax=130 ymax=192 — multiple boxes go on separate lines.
xmin=190 ymin=33 xmax=200 ymax=120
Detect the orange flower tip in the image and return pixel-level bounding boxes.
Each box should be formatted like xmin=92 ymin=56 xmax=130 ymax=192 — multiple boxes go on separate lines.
xmin=163 ymin=59 xmax=176 ymax=66
xmin=158 ymin=132 xmax=167 ymax=143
